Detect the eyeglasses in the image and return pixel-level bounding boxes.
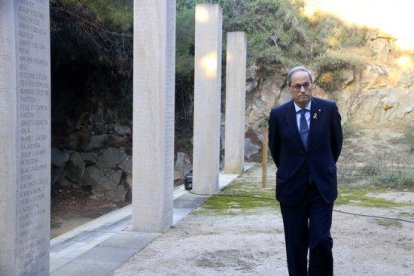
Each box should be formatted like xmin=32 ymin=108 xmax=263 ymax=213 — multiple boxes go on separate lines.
xmin=290 ymin=82 xmax=311 ymax=92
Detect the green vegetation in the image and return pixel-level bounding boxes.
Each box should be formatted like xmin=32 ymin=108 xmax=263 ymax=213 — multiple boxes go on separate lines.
xmin=50 ymin=0 xmax=395 ymax=149
xmin=50 ymin=0 xmax=133 ymax=131
xmin=195 ymin=176 xmax=412 ymax=217
xmin=198 ymin=193 xmax=278 ymax=216
xmin=336 ymin=187 xmax=404 ymax=208
xmin=194 ymin=176 xmax=277 ymax=216
xmin=180 ymin=0 xmax=315 ymax=69
xmin=374 ymin=218 xmax=402 ymax=228
xmin=342 ymin=122 xmax=356 ymax=140
xmin=358 ymin=164 xmax=380 ymax=176
xmin=177 ymin=0 xmax=372 ymax=74
xmin=310 ymin=14 xmax=369 ymax=91
xmin=370 ymin=172 xmax=414 ymax=189
xmin=404 ymin=126 xmax=414 ymax=151
xmin=191 ymin=160 xmax=414 ymax=216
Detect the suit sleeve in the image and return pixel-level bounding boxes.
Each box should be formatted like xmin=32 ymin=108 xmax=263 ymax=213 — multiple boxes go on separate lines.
xmin=330 ymin=103 xmax=343 ymax=163
xmin=268 ymin=109 xmax=280 ymax=168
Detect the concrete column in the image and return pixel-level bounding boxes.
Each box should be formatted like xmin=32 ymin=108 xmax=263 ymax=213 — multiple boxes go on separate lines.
xmin=193 ymin=4 xmax=223 ymax=194
xmin=224 ymin=32 xmax=247 ymax=174
xmin=132 ymin=0 xmax=175 ymax=232
xmin=0 ymin=0 xmax=51 ymax=275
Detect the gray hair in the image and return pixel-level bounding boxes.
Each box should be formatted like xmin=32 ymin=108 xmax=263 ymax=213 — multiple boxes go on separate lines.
xmin=286 ymin=66 xmax=313 ymax=86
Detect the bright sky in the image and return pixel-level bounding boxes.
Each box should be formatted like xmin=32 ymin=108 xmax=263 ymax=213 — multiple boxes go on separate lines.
xmin=304 ymin=0 xmax=414 ymax=49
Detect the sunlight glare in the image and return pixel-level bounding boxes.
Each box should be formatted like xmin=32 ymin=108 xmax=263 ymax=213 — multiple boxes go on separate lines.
xmin=304 ymin=0 xmax=414 ymax=49
xmin=396 ymin=56 xmax=413 ymax=68
xmin=196 ymin=6 xmax=209 ymax=23
xmin=200 ymin=51 xmax=218 ymax=79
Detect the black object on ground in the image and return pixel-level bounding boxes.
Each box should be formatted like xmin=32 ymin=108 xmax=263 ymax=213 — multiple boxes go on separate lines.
xmin=184 ymin=170 xmax=192 ymax=190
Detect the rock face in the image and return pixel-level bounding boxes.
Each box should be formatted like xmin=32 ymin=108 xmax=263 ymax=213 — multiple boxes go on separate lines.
xmin=244 ymin=138 xmax=260 ymax=159
xmin=96 ymin=147 xmax=128 ymax=168
xmin=51 ymin=148 xmax=70 ymax=186
xmin=52 ymin=124 xmax=133 ymax=202
xmin=244 ymin=66 xmax=290 ymax=160
xmin=61 ymin=149 xmax=129 ymax=201
xmin=244 ymin=54 xmax=414 ymax=157
xmin=82 ymin=134 xmax=108 ymax=151
xmin=52 ymin=118 xmax=195 ymax=202
xmin=334 ymin=64 xmax=414 ymax=127
xmin=174 ymin=152 xmax=192 ymax=181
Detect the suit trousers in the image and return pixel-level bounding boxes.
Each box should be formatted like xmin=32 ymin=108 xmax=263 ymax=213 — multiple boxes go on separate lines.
xmin=280 ymin=183 xmax=334 ymax=276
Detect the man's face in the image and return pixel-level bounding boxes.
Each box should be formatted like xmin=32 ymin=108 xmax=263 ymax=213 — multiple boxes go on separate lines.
xmin=289 ymin=71 xmax=313 ymax=108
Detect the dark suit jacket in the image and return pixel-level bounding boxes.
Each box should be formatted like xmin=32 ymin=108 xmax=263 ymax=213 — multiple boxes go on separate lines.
xmin=268 ymin=97 xmax=343 ymax=206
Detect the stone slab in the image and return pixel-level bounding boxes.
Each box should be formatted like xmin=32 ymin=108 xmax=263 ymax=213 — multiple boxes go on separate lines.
xmin=173 ymin=194 xmax=209 ymax=209
xmin=0 ymin=0 xmax=51 ymax=275
xmin=51 ymin=262 xmax=119 ymax=276
xmin=98 ymin=232 xmax=160 ymax=250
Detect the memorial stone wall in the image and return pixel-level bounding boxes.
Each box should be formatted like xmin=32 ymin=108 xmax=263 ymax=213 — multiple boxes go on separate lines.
xmin=0 ymin=0 xmax=51 ymax=275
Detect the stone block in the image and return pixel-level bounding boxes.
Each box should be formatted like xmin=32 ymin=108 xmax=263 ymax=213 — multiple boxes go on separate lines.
xmin=66 ymin=152 xmax=85 ymax=183
xmin=82 ymin=134 xmax=108 ymax=151
xmin=96 ymin=147 xmax=127 ymax=168
xmin=105 ymin=185 xmax=127 ymax=202
xmin=99 ymin=169 xmax=123 ymax=191
xmin=82 ymin=166 xmax=105 ymax=186
xmin=118 ymin=156 xmax=132 ymax=175
xmin=80 ymin=152 xmax=98 ymax=165
xmin=51 ymin=148 xmax=70 ymax=168
xmin=113 ymin=124 xmax=131 ymax=136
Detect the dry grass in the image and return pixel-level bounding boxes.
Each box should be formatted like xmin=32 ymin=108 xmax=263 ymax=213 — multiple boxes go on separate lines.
xmin=338 ymin=128 xmax=414 ymax=189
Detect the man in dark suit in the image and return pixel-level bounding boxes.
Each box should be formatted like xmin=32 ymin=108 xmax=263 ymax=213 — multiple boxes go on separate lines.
xmin=268 ymin=66 xmax=343 ymax=276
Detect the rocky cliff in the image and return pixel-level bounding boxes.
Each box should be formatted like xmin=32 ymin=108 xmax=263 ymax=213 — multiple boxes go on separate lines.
xmin=245 ymin=36 xmax=414 ymax=156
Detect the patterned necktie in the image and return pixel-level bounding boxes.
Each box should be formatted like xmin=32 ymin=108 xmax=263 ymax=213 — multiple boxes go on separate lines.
xmin=299 ymin=109 xmax=309 ymax=149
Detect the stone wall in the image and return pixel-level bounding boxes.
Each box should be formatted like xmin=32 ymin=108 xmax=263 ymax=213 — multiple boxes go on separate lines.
xmin=52 ymin=123 xmax=132 ymax=201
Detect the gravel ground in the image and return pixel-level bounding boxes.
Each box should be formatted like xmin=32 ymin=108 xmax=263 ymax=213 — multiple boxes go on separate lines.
xmin=112 ymin=196 xmax=414 ymax=275
xmin=111 ymin=128 xmax=414 ymax=275
xmin=114 ymin=207 xmax=414 ymax=275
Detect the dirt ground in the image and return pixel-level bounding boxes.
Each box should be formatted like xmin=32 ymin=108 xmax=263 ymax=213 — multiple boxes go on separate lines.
xmin=112 ymin=164 xmax=414 ymax=276
xmin=111 ymin=127 xmax=414 ymax=275
xmin=50 ymin=181 xmax=127 ymax=238
xmin=112 ymin=208 xmax=413 ymax=275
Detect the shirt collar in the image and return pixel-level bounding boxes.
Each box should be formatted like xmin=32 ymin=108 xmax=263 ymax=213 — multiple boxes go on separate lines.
xmin=294 ymin=101 xmax=312 ymax=112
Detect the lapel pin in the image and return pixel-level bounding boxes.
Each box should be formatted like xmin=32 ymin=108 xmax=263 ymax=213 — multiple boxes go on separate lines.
xmin=313 ymin=112 xmax=318 ymax=119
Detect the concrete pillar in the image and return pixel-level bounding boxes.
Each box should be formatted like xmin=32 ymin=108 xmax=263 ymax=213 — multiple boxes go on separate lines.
xmin=224 ymin=32 xmax=247 ymax=174
xmin=132 ymin=0 xmax=175 ymax=232
xmin=0 ymin=0 xmax=51 ymax=275
xmin=193 ymin=4 xmax=223 ymax=194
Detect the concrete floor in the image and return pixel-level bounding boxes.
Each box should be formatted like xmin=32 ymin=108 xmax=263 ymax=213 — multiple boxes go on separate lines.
xmin=50 ymin=163 xmax=255 ymax=275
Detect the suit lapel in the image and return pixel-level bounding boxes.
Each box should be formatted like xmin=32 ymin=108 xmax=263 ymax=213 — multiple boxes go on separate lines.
xmin=284 ymin=101 xmax=306 ymax=152
xmin=308 ymin=98 xmax=321 ymax=150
